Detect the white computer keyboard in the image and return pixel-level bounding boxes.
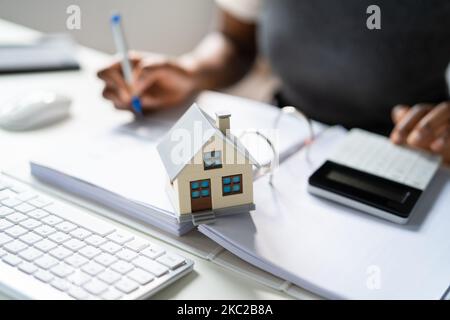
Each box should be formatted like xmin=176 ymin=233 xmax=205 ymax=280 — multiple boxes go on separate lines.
xmin=329 ymin=129 xmax=441 ymax=190
xmin=0 ymin=175 xmax=193 ymax=300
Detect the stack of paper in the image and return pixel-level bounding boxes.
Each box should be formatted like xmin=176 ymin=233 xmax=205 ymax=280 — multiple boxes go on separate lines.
xmin=199 ymin=126 xmax=450 ymax=299
xmin=30 ymin=92 xmax=316 ymax=236
xmin=0 ymin=34 xmax=80 ymax=74
xmin=31 ymin=138 xmax=192 ymax=235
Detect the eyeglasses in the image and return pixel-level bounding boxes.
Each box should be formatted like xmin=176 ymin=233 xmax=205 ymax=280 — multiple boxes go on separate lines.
xmin=239 ymin=106 xmax=315 ymax=186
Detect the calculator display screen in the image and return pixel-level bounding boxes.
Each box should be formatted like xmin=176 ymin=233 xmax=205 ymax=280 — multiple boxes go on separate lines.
xmin=326 ymin=170 xmax=407 ymax=203
xmin=308 ymin=161 xmax=423 ymax=218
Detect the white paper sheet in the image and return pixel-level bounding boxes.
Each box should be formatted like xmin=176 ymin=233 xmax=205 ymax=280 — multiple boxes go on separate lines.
xmin=199 ymin=127 xmax=450 ymax=299
xmin=29 ymin=91 xmax=318 ymax=235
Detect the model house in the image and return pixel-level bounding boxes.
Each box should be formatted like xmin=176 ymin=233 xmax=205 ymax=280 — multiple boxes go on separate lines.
xmin=157 ymin=103 xmax=258 ymax=223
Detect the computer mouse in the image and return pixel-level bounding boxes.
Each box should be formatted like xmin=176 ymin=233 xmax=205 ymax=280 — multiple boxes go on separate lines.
xmin=0 ymin=91 xmax=72 ymax=131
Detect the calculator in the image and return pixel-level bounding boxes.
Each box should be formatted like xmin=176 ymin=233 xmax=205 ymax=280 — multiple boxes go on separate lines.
xmin=308 ymin=129 xmax=441 ymax=224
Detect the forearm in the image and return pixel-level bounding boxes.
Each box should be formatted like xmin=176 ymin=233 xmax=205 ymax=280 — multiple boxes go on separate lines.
xmin=179 ymin=32 xmax=256 ymax=91
xmin=178 ymin=10 xmax=257 ymax=92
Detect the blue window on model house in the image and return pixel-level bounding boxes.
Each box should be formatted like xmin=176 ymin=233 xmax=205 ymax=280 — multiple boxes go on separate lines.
xmin=222 ymin=174 xmax=243 ymax=196
xmin=203 ymin=150 xmax=222 ymax=170
xmin=190 ymin=179 xmax=210 ymax=199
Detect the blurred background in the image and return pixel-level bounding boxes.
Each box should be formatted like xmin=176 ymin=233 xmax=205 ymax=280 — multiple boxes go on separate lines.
xmin=0 ymin=0 xmax=216 ymax=55
xmin=0 ymin=0 xmax=279 ymax=101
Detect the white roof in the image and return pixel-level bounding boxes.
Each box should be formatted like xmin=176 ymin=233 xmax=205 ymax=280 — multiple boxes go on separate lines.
xmin=157 ymin=103 xmax=259 ymax=181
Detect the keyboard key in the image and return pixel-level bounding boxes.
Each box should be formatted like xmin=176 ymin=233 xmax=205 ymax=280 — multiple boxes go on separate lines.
xmin=68 ymin=286 xmax=89 ymax=300
xmin=0 ymin=180 xmax=10 ymax=191
xmin=97 ymin=269 xmax=121 ymax=285
xmin=0 ymin=219 xmax=14 ymax=231
xmin=34 ymin=239 xmax=58 ymax=252
xmin=100 ymin=241 xmax=122 ymax=254
xmin=19 ymin=247 xmax=43 ymax=262
xmin=0 ymin=206 xmax=14 ymax=217
xmin=83 ymin=279 xmax=108 ymax=295
xmin=20 ymin=232 xmax=43 ymax=245
xmin=42 ymin=215 xmax=63 ymax=226
xmin=51 ymin=278 xmax=70 ymax=292
xmin=111 ymin=260 xmax=134 ymax=274
xmin=10 ymin=185 xmax=26 ymax=193
xmin=4 ymin=239 xmax=28 ymax=254
xmin=141 ymin=244 xmax=165 ymax=259
xmin=63 ymin=239 xmax=85 ymax=251
xmin=15 ymin=203 xmax=36 ymax=214
xmin=34 ymin=269 xmax=54 ymax=283
xmin=79 ymin=245 xmax=101 ymax=259
xmin=28 ymin=197 xmax=53 ymax=208
xmin=132 ymin=256 xmax=168 ymax=277
xmin=27 ymin=209 xmax=49 ymax=219
xmin=115 ymin=278 xmax=139 ymax=294
xmin=81 ymin=261 xmax=104 ymax=276
xmin=94 ymin=252 xmax=117 ymax=267
xmin=107 ymin=232 xmax=134 ymax=245
xmin=101 ymin=288 xmax=123 ymax=300
xmin=0 ymin=190 xmax=15 ymax=200
xmin=34 ymin=225 xmax=56 ymax=237
xmin=16 ymin=191 xmax=38 ymax=202
xmin=65 ymin=253 xmax=89 ymax=268
xmin=0 ymin=248 xmax=6 ymax=257
xmin=83 ymin=279 xmax=108 ymax=296
xmin=55 ymin=221 xmax=77 ymax=233
xmin=6 ymin=212 xmax=27 ymax=223
xmin=0 ymin=232 xmax=13 ymax=245
xmin=35 ymin=255 xmax=59 ymax=269
xmin=5 ymin=225 xmax=28 ymax=238
xmin=67 ymin=270 xmax=91 ymax=286
xmin=157 ymin=253 xmax=186 ymax=270
xmin=48 ymin=232 xmax=71 ymax=244
xmin=70 ymin=228 xmax=91 ymax=240
xmin=18 ymin=262 xmax=38 ymax=274
xmin=45 ymin=203 xmax=115 ymax=237
xmin=49 ymin=246 xmax=73 ymax=260
xmin=85 ymin=234 xmax=107 ymax=247
xmin=127 ymin=268 xmax=154 ymax=285
xmin=19 ymin=218 xmax=42 ymax=230
xmin=2 ymin=198 xmax=22 ymax=208
xmin=51 ymin=263 xmax=75 ymax=278
xmin=2 ymin=254 xmax=22 ymax=266
xmin=125 ymin=238 xmax=149 ymax=252
xmin=115 ymin=249 xmax=138 ymax=262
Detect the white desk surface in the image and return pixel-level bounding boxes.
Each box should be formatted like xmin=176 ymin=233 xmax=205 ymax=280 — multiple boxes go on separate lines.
xmin=0 ymin=19 xmax=292 ymax=300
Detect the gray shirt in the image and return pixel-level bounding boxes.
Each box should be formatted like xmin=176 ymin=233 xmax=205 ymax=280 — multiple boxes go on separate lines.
xmin=258 ymin=0 xmax=450 ymax=133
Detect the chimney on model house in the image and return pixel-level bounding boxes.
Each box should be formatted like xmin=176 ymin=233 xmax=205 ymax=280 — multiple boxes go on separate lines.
xmin=215 ymin=111 xmax=231 ymax=135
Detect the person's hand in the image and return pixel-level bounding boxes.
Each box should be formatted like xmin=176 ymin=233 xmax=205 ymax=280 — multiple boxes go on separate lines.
xmin=97 ymin=52 xmax=199 ymax=114
xmin=390 ymin=102 xmax=450 ymax=164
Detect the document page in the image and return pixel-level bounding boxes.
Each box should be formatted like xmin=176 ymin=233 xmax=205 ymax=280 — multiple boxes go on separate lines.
xmin=200 ymin=126 xmax=450 ymax=299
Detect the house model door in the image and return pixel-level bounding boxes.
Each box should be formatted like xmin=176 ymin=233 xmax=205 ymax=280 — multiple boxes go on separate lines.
xmin=190 ymin=179 xmax=212 ymax=212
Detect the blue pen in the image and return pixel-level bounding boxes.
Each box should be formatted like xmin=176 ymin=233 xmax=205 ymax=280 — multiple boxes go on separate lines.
xmin=110 ymin=13 xmax=143 ymax=115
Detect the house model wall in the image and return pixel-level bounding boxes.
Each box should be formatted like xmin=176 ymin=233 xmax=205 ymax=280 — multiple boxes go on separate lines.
xmin=157 ymin=103 xmax=257 ymax=218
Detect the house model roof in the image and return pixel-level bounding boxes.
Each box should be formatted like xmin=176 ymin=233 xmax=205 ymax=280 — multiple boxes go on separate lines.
xmin=157 ymin=103 xmax=259 ymax=182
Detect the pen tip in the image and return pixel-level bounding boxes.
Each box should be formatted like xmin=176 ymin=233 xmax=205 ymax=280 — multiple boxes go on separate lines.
xmin=111 ymin=14 xmax=121 ymax=24
xmin=132 ymin=96 xmax=143 ymax=115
